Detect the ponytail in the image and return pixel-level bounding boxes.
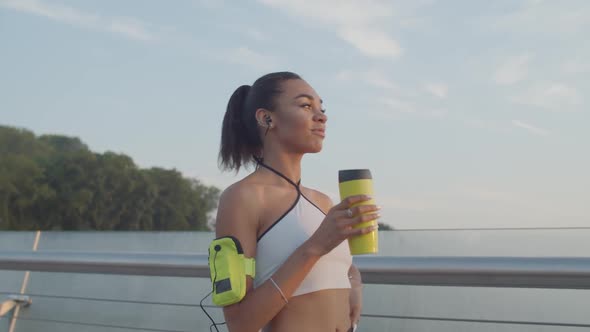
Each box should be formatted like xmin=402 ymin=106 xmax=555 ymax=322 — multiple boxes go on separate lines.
xmin=219 ymin=85 xmax=254 ymax=172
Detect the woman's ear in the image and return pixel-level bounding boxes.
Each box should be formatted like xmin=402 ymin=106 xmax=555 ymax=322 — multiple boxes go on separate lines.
xmin=255 ymin=108 xmax=273 ymax=128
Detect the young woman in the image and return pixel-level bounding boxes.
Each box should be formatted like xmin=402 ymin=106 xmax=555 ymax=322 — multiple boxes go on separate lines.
xmin=216 ymin=71 xmax=380 ymax=332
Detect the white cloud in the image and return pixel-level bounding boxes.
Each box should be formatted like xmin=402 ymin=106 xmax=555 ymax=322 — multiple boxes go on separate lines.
xmin=459 ymin=117 xmax=505 ymax=133
xmin=493 ymin=0 xmax=590 ymax=34
xmin=259 ymin=0 xmax=393 ymax=26
xmin=0 ymin=0 xmax=98 ymax=25
xmin=336 ymin=67 xmax=451 ymax=120
xmin=0 ymin=0 xmax=155 ymax=41
xmin=222 ymin=47 xmax=279 ymax=71
xmin=337 ymin=70 xmax=448 ymax=119
xmin=512 ymin=82 xmax=582 ymax=111
xmin=379 ymin=97 xmax=416 ymax=114
xmin=364 ymin=72 xmax=399 ymax=91
xmin=374 ymin=100 xmax=448 ymax=120
xmin=338 ymin=26 xmax=402 ymax=58
xmin=245 ymin=28 xmax=268 ymax=41
xmin=257 ymin=0 xmax=403 ymax=58
xmin=109 ymin=17 xmax=153 ymax=42
xmin=424 ymin=82 xmax=448 ymax=98
xmin=424 ymin=108 xmax=448 ymax=118
xmin=335 ymin=70 xmax=354 ymax=81
xmin=562 ymin=60 xmax=590 ymax=75
xmin=511 ymin=120 xmax=549 ymax=136
xmin=398 ymin=16 xmax=428 ymax=29
xmin=195 ymin=0 xmax=226 ymax=9
xmin=336 ymin=70 xmax=407 ymax=96
xmin=493 ymin=54 xmax=531 ymax=85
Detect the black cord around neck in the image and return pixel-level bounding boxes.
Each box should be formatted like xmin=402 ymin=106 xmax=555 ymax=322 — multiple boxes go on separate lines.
xmin=254 ymin=157 xmax=301 ymax=189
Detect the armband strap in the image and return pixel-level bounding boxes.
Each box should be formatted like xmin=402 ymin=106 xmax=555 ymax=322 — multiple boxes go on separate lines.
xmin=244 ymin=257 xmax=256 ymax=278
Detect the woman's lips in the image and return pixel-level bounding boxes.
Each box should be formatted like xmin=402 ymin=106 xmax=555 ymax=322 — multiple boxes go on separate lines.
xmin=312 ymin=128 xmax=326 ymax=137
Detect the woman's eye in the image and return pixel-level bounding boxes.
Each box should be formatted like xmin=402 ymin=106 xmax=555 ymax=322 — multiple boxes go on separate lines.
xmin=301 ymin=103 xmax=325 ymax=113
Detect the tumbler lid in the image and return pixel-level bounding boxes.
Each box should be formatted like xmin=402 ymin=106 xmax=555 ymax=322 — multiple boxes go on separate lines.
xmin=338 ymin=169 xmax=372 ymax=182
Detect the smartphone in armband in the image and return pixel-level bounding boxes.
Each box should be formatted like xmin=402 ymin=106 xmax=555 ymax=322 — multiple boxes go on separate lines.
xmin=208 ymin=236 xmax=255 ymax=306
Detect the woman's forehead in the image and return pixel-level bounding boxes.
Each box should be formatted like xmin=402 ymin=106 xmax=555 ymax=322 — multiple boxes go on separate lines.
xmin=281 ymin=79 xmax=321 ymax=101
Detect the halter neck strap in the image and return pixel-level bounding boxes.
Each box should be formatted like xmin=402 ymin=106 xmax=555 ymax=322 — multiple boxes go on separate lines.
xmin=255 ymin=158 xmax=301 ymax=190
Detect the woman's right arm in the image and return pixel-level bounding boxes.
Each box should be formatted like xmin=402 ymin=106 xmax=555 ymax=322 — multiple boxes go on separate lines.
xmin=215 ymin=185 xmax=377 ymax=332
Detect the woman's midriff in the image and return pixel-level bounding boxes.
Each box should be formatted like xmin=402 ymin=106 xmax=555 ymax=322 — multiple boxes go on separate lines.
xmin=266 ymin=288 xmax=352 ymax=332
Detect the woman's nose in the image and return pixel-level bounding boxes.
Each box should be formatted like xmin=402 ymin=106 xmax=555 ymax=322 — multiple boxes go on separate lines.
xmin=314 ymin=111 xmax=327 ymax=123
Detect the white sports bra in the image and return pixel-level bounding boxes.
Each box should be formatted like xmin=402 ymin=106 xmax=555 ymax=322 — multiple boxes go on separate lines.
xmin=252 ymin=161 xmax=352 ymax=296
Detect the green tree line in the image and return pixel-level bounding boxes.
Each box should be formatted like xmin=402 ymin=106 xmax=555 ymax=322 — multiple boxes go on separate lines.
xmin=0 ymin=125 xmax=220 ymax=231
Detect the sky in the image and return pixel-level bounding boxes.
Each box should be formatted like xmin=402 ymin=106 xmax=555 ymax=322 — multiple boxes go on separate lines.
xmin=1 ymin=0 xmax=588 ymax=229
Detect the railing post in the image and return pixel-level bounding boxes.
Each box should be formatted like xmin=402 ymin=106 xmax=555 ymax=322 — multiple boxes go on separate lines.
xmin=0 ymin=295 xmax=32 ymax=319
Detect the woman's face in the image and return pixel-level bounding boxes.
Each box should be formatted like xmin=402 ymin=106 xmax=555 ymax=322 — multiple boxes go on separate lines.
xmin=270 ymin=79 xmax=328 ymax=154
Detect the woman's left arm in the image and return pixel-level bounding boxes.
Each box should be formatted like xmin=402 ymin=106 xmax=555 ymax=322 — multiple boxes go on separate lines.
xmin=348 ymin=264 xmax=363 ymax=328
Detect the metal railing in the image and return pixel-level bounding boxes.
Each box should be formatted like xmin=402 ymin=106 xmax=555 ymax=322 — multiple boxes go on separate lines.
xmin=1 ymin=250 xmax=590 ymax=289
xmin=2 ymin=251 xmax=590 ymax=330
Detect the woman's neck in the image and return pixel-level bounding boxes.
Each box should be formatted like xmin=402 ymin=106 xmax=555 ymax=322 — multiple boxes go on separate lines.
xmin=258 ymin=152 xmax=302 ymax=185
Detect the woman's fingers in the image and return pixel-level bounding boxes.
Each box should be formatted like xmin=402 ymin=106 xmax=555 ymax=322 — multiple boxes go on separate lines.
xmin=335 ymin=213 xmax=380 ymax=239
xmin=349 ymin=204 xmax=380 ymax=217
xmin=354 ymin=212 xmax=380 ymax=225
xmin=343 ymin=224 xmax=378 ymax=236
xmin=334 ymin=195 xmax=372 ymax=210
xmin=335 ymin=205 xmax=379 ymax=219
xmin=339 ymin=212 xmax=380 ymax=226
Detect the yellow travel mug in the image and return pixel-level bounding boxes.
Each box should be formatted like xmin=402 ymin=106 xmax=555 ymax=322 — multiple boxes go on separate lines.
xmin=338 ymin=169 xmax=378 ymax=255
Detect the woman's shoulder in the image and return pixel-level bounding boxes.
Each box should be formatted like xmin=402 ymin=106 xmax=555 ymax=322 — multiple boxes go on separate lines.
xmin=219 ymin=176 xmax=265 ymax=208
xmin=216 ymin=177 xmax=267 ymax=236
xmin=301 ymin=186 xmax=334 ymax=212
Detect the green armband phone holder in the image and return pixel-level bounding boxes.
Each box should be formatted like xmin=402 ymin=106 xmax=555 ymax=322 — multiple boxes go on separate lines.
xmin=208 ymin=236 xmax=256 ymax=307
